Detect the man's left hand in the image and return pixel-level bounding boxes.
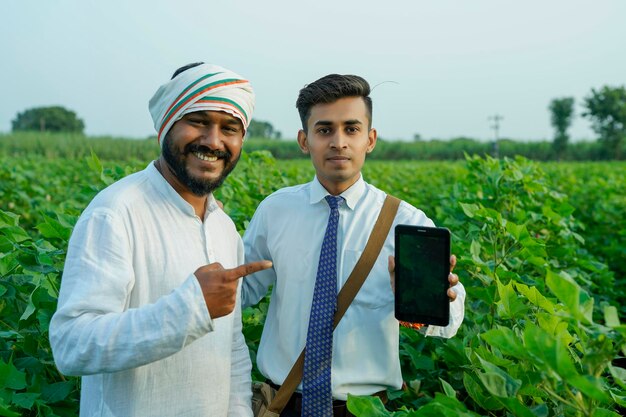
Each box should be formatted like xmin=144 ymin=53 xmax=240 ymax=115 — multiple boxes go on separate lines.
xmin=388 ymin=254 xmax=460 ymax=302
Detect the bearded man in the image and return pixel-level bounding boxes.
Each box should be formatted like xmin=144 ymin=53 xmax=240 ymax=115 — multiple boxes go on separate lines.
xmin=50 ymin=62 xmax=271 ymax=417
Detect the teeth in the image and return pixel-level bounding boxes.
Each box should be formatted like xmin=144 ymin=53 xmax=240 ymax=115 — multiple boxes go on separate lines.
xmin=193 ymin=152 xmax=218 ymax=162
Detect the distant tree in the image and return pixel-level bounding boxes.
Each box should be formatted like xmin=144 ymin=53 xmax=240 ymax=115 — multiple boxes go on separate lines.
xmin=413 ymin=133 xmax=422 ymax=141
xmin=246 ymin=119 xmax=282 ymax=139
xmin=549 ymin=97 xmax=575 ymax=158
xmin=12 ymin=106 xmax=85 ymax=134
xmin=582 ymin=86 xmax=626 ymax=159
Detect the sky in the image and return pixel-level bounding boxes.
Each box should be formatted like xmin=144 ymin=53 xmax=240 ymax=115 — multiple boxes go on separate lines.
xmin=2 ymin=1 xmax=625 ymax=142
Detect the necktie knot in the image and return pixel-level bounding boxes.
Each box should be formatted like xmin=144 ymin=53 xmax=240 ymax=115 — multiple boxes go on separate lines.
xmin=325 ymin=195 xmax=344 ymax=210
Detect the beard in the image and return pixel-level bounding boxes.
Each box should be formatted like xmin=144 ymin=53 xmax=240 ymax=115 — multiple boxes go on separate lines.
xmin=161 ymin=134 xmax=241 ymax=197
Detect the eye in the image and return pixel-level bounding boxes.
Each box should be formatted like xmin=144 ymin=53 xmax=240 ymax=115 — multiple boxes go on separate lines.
xmin=222 ymin=125 xmax=241 ymax=134
xmin=187 ymin=117 xmax=206 ymax=126
xmin=317 ymin=127 xmax=332 ymax=135
xmin=346 ymin=126 xmax=360 ymax=134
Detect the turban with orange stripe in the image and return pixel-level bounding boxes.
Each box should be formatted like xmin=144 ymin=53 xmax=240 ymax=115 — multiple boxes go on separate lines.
xmin=149 ymin=63 xmax=255 ymax=148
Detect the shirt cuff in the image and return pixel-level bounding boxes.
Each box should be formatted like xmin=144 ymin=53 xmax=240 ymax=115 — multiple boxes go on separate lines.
xmin=425 ymin=282 xmax=465 ymax=338
xmin=185 ymin=273 xmax=214 ymax=333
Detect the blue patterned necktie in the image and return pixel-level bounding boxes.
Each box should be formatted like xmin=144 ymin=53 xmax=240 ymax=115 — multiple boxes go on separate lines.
xmin=302 ymin=195 xmax=343 ymax=417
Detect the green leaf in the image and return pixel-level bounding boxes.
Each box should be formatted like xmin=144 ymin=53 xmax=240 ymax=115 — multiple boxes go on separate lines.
xmin=475 ymin=355 xmax=521 ymax=398
xmin=591 ymin=409 xmax=622 ymax=417
xmin=408 ymin=379 xmax=421 ymax=395
xmin=505 ymin=221 xmax=524 ymax=240
xmin=439 ymin=378 xmax=456 ymax=398
xmin=481 ymin=327 xmax=526 ymax=359
xmin=0 ymin=403 xmax=20 ymax=417
xmin=10 ymin=392 xmax=39 ymax=409
xmin=499 ymin=397 xmax=538 ymax=417
xmin=545 ymin=269 xmax=593 ymax=324
xmin=496 ymin=279 xmax=528 ymax=319
xmin=346 ymin=394 xmax=390 ymax=417
xmin=604 ymin=305 xmax=620 ymax=327
xmin=0 ymin=361 xmax=27 ymax=390
xmin=535 ymin=313 xmax=574 ymax=346
xmin=463 ymin=373 xmax=503 ymax=411
xmin=610 ymin=390 xmax=626 ymax=407
xmin=515 ymin=282 xmax=555 ymax=314
xmin=411 ymin=355 xmax=435 ymax=371
xmin=460 ymin=203 xmax=479 ymax=218
xmin=87 ymin=150 xmax=114 ymax=185
xmin=523 ymin=324 xmax=577 ymax=379
xmin=19 ymin=289 xmax=37 ymax=322
xmin=0 ymin=211 xmax=19 ymax=228
xmin=36 ymin=215 xmax=72 ymax=241
xmin=568 ymin=375 xmax=610 ymax=402
xmin=41 ymin=381 xmax=75 ymax=404
xmin=412 ymin=393 xmax=478 ymax=416
xmin=87 ymin=149 xmax=104 ymax=175
xmin=0 ymin=253 xmax=19 ymax=276
xmin=2 ymin=226 xmax=30 ymax=244
xmin=470 ymin=239 xmax=481 ymax=260
xmin=609 ymin=365 xmax=626 ymax=390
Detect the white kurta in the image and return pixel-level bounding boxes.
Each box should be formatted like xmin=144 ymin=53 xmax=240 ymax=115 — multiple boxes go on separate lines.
xmin=50 ymin=162 xmax=252 ymax=417
xmin=242 ymin=176 xmax=465 ymax=400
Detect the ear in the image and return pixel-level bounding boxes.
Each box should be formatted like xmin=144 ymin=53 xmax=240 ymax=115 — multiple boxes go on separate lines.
xmin=366 ymin=128 xmax=377 ymax=154
xmin=297 ymin=130 xmax=309 ymax=154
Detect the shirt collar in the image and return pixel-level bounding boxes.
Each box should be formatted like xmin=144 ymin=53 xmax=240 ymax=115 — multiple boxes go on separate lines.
xmin=309 ymin=175 xmax=366 ymax=210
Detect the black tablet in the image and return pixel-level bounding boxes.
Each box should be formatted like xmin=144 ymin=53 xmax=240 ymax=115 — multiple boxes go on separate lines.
xmin=394 ymin=225 xmax=450 ymax=326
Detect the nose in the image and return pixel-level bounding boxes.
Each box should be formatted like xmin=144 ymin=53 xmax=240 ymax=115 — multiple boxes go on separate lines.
xmin=330 ymin=131 xmax=348 ymax=149
xmin=199 ymin=125 xmax=223 ymax=149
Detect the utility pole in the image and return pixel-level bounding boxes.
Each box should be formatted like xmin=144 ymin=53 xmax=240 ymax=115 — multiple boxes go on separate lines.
xmin=488 ymin=114 xmax=503 ymax=158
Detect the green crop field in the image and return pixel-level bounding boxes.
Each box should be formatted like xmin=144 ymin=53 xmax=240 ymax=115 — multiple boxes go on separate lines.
xmin=1 ymin=139 xmax=626 ymax=416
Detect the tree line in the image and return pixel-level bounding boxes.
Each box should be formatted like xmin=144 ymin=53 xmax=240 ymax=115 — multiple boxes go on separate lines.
xmin=10 ymin=85 xmax=626 ymax=159
xmin=549 ymin=86 xmax=626 ymax=159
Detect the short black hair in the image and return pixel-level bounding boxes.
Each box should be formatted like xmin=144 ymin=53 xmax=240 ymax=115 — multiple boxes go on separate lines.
xmin=295 ymin=74 xmax=372 ymax=132
xmin=171 ymin=62 xmax=204 ymax=80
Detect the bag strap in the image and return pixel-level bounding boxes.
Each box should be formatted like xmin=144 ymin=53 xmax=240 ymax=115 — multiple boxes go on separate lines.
xmin=266 ymin=194 xmax=401 ymax=415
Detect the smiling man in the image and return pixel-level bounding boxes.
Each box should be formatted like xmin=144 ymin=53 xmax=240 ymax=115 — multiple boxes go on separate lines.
xmin=50 ymin=63 xmax=271 ymax=417
xmin=241 ymin=74 xmax=465 ymax=417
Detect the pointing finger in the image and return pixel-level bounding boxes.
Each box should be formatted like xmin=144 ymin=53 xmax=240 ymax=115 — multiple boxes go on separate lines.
xmin=226 ymin=260 xmax=273 ymax=280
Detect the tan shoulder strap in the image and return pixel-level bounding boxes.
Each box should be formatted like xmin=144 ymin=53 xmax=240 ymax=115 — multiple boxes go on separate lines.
xmin=334 ymin=194 xmax=401 ymax=326
xmin=267 ymin=195 xmax=401 ymax=414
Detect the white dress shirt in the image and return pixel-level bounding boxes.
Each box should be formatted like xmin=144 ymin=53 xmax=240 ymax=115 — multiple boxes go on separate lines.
xmin=242 ymin=175 xmax=465 ymax=400
xmin=50 ymin=162 xmax=252 ymax=417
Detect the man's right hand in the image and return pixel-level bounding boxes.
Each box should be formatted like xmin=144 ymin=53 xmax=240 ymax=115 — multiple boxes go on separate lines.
xmin=195 ymin=260 xmax=272 ymax=319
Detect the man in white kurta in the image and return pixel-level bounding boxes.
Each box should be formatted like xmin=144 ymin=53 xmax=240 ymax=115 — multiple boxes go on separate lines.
xmin=50 ymin=63 xmax=269 ymax=417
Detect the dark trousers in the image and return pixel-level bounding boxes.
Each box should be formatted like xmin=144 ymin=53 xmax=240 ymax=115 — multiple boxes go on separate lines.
xmin=270 ymin=383 xmax=387 ymax=417
xmin=277 ymin=392 xmax=355 ymax=417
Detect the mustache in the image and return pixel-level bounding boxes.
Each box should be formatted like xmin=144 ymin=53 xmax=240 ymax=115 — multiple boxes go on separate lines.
xmin=185 ymin=144 xmax=232 ymax=159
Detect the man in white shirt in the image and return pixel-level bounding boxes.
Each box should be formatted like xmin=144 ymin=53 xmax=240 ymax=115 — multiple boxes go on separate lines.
xmin=242 ymin=74 xmax=465 ymax=416
xmin=50 ymin=62 xmax=271 ymax=417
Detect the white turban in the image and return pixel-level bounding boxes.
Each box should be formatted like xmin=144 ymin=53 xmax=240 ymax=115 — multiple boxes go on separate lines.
xmin=149 ymin=63 xmax=255 ymax=147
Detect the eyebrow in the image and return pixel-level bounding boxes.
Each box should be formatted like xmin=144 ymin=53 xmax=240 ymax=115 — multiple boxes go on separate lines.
xmin=224 ymin=117 xmax=241 ymax=126
xmin=189 ymin=111 xmax=241 ymax=126
xmin=313 ymin=119 xmax=363 ymax=126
